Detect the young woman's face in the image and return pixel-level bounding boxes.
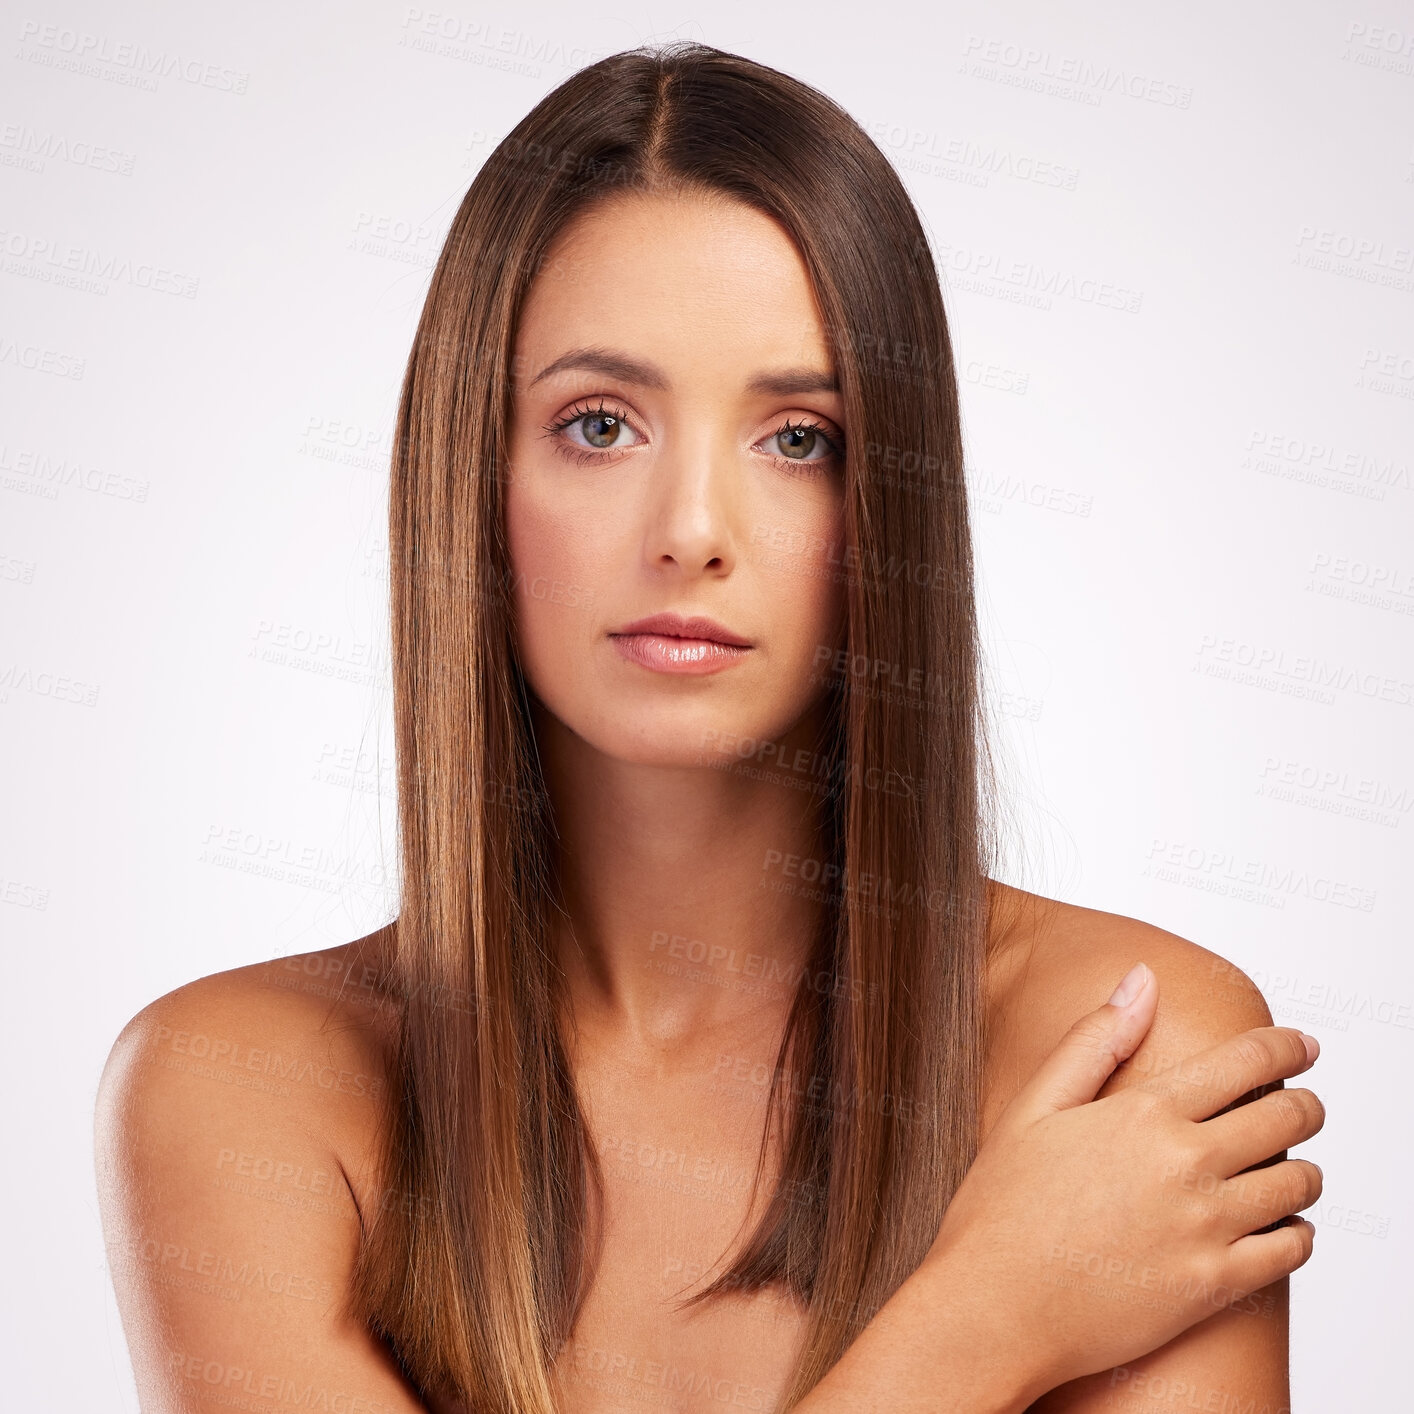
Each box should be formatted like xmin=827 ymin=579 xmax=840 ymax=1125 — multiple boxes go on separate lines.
xmin=505 ymin=190 xmax=847 ymax=768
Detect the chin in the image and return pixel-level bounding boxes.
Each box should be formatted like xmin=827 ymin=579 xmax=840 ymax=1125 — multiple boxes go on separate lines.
xmin=595 ymin=711 xmax=754 ymax=769
xmin=579 ymin=701 xmax=812 ymax=773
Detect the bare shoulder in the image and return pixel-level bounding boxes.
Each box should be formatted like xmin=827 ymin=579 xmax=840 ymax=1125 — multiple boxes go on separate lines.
xmin=93 ymin=929 xmax=422 ymax=1411
xmin=982 ymin=881 xmax=1274 ymax=1135
xmin=97 ymin=931 xmax=397 ymax=1163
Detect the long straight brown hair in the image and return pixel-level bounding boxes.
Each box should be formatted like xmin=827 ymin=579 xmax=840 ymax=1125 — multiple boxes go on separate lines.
xmin=348 ymin=39 xmax=1018 ymax=1414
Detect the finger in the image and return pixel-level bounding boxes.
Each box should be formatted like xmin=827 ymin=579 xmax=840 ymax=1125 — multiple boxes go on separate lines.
xmin=1220 ymin=1215 xmax=1316 ymax=1302
xmin=1007 ymin=962 xmax=1158 ymax=1121
xmin=1140 ymin=1027 xmax=1316 ymax=1121
xmin=1200 ymin=1086 xmax=1325 ymax=1178
xmin=1228 ymin=1156 xmax=1323 ymax=1232
xmin=1168 ymin=1157 xmax=1323 ymax=1241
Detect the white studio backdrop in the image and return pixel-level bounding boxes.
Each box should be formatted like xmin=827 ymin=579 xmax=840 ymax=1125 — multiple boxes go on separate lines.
xmin=2 ymin=1 xmax=1409 ymax=1407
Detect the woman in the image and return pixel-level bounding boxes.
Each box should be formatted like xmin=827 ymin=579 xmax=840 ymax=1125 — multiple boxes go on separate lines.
xmin=95 ymin=42 xmax=1323 ymax=1414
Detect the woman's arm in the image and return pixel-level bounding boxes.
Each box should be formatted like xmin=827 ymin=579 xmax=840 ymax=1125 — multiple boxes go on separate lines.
xmin=1022 ymin=940 xmax=1298 ymax=1412
xmin=95 ymin=969 xmax=1030 ymax=1414
xmin=96 ymin=938 xmax=1315 ymax=1414
xmin=94 ymin=970 xmax=430 ymax=1414
xmin=792 ymin=952 xmax=1319 ymax=1413
xmin=788 ymin=1257 xmax=1037 ymax=1414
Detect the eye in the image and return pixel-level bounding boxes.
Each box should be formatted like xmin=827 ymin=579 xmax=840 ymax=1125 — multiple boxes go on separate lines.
xmin=539 ymin=401 xmax=845 ymax=474
xmin=758 ymin=417 xmax=845 ymax=475
xmin=542 ymin=399 xmax=642 ymax=466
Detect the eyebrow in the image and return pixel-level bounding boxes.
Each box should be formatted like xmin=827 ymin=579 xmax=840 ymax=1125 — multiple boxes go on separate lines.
xmin=527 ymin=346 xmax=840 ymax=397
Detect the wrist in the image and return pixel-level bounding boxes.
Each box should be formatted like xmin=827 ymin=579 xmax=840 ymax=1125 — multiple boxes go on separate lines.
xmin=910 ymin=1244 xmax=1048 ymax=1413
xmin=791 ymin=1248 xmax=1043 ymax=1414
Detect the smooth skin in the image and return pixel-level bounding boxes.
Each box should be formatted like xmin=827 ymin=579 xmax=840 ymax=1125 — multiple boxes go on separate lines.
xmin=796 ymin=962 xmax=1323 ymax=1414
xmin=973 ymin=902 xmax=1322 ymax=1411
xmin=94 ymin=189 xmax=1323 ymax=1413
xmin=927 ymin=963 xmax=1321 ymax=1408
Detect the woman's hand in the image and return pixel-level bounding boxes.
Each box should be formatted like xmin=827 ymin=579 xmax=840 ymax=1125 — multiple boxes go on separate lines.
xmin=923 ymin=961 xmax=1324 ymax=1404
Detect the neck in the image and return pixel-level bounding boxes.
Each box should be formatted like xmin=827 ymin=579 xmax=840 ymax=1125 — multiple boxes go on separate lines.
xmin=532 ymin=698 xmax=835 ymax=1066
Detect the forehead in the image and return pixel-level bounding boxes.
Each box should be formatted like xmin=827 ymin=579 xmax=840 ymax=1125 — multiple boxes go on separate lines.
xmin=514 ymin=191 xmax=834 ymax=384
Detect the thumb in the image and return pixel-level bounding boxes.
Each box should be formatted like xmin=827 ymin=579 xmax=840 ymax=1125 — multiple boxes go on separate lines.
xmin=1008 ymin=962 xmax=1158 ymax=1121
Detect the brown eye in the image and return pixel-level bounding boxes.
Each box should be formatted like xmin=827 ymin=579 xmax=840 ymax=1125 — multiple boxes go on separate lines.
xmin=776 ymin=425 xmax=819 ymax=460
xmin=543 ymin=400 xmax=644 ymax=464
xmin=759 ymin=417 xmax=842 ymax=474
xmin=581 ymin=412 xmax=625 ymax=448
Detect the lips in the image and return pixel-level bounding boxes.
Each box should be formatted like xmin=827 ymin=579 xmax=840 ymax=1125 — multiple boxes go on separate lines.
xmin=609 ymin=611 xmax=752 ymax=647
xmin=607 ymin=611 xmax=754 ymax=676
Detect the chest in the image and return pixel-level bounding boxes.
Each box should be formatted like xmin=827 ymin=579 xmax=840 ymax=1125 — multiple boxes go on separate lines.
xmin=549 ymin=1045 xmax=812 ymax=1414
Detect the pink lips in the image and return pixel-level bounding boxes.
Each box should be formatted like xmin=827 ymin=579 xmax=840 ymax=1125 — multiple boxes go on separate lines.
xmin=608 ymin=611 xmax=754 ymax=675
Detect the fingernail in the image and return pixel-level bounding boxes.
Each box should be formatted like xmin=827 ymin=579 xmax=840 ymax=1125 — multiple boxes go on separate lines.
xmin=1301 ymin=1033 xmax=1320 ymax=1063
xmin=1108 ymin=962 xmax=1149 ymax=1009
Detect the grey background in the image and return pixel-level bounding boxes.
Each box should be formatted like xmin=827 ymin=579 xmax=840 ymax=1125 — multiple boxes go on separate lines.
xmin=1 ymin=0 xmax=1409 ymax=1407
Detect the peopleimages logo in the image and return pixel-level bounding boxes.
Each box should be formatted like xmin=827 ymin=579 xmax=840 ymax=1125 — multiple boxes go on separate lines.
xmin=15 ymin=20 xmax=250 ymax=94
xmin=1242 ymin=428 xmax=1410 ymax=500
xmin=933 ymin=239 xmax=1143 ymax=312
xmin=960 ymin=35 xmax=1193 ymax=108
xmin=1193 ymin=633 xmax=1414 ymax=708
xmin=0 ymin=123 xmax=137 ymax=176
xmin=1257 ymin=755 xmax=1412 ymax=824
xmin=1145 ymin=839 xmax=1377 ymax=913
xmin=0 ymin=227 xmax=199 ymax=297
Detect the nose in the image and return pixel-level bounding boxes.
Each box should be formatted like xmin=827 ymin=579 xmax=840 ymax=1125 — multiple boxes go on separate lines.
xmin=641 ymin=437 xmax=737 ymax=579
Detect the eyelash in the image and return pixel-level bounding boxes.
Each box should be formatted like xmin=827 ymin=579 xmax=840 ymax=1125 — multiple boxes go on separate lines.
xmin=540 ymin=398 xmax=845 ymax=476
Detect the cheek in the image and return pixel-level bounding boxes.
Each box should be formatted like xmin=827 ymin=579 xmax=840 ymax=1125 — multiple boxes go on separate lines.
xmin=753 ymin=492 xmax=846 ymax=650
xmin=504 ymin=474 xmax=606 ymax=664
